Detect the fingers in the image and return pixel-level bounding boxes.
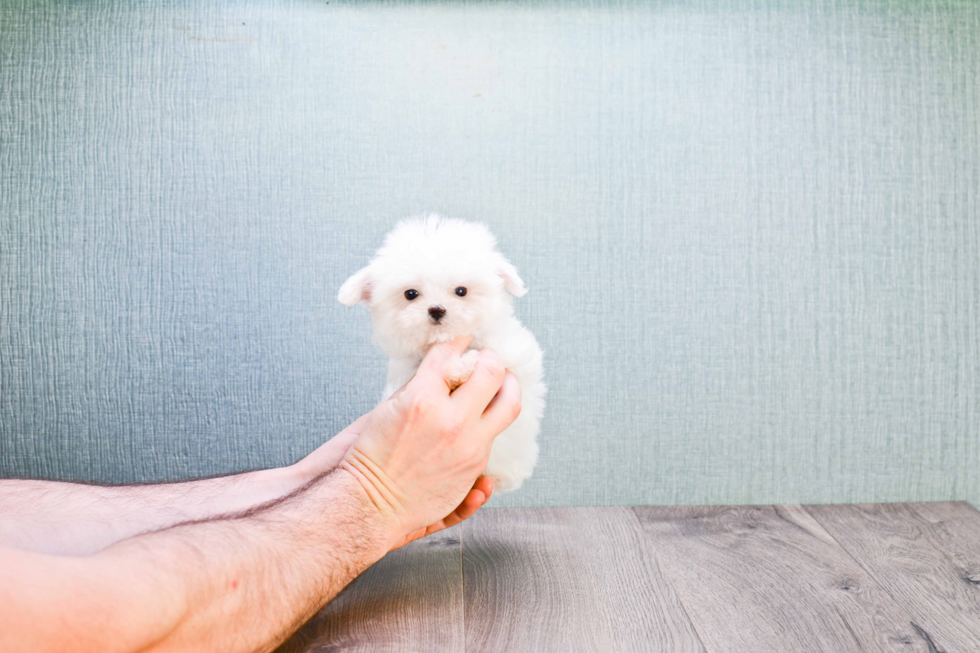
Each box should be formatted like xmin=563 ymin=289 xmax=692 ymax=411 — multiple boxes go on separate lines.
xmin=473 ymin=476 xmax=494 ymax=504
xmin=473 ymin=475 xmax=495 ymax=501
xmin=450 ymin=349 xmax=507 ymax=414
xmin=445 ymin=488 xmax=485 ymax=526
xmin=414 ymin=335 xmax=475 ymax=391
xmin=480 ymin=371 xmax=522 ymax=433
xmin=386 ymin=476 xmax=495 ymax=552
xmin=440 ymin=476 xmax=495 ymax=529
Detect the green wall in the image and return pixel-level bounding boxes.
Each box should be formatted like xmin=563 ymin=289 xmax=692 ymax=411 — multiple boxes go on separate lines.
xmin=1 ymin=0 xmax=977 ymax=507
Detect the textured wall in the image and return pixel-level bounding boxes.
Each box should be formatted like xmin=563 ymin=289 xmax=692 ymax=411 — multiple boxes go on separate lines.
xmin=1 ymin=0 xmax=978 ymax=507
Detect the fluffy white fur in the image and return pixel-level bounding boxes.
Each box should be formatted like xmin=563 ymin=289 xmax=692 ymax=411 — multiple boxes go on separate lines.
xmin=339 ymin=215 xmax=545 ymax=493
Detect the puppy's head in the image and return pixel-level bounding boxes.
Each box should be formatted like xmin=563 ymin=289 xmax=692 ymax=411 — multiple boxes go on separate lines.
xmin=339 ymin=215 xmax=526 ymax=358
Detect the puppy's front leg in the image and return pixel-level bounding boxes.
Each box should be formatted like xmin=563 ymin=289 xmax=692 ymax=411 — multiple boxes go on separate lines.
xmin=445 ymin=349 xmax=480 ymax=391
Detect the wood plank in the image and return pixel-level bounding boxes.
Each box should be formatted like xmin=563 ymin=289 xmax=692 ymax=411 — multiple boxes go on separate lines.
xmin=909 ymin=502 xmax=980 ymax=589
xmin=907 ymin=500 xmax=980 ymax=526
xmin=835 ymin=502 xmax=980 ymax=573
xmin=276 ymin=528 xmax=463 ymax=653
xmin=461 ymin=507 xmax=705 ymax=653
xmin=807 ymin=502 xmax=980 ymax=652
xmin=634 ymin=505 xmax=928 ymax=653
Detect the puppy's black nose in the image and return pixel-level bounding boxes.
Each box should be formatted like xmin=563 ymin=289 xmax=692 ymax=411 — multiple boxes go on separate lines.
xmin=428 ymin=305 xmax=447 ymax=322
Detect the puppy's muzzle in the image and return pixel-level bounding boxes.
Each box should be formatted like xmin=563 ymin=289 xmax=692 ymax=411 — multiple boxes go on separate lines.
xmin=428 ymin=305 xmax=447 ymax=323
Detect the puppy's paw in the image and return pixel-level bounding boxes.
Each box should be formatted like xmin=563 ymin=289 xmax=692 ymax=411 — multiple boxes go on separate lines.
xmin=445 ymin=349 xmax=481 ymax=391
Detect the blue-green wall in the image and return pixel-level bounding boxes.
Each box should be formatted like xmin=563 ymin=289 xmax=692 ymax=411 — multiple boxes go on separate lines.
xmin=2 ymin=0 xmax=978 ymax=507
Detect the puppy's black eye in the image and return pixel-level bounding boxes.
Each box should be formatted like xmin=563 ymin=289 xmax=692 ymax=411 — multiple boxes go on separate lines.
xmin=455 ymin=287 xmax=467 ymax=297
xmin=404 ymin=289 xmax=419 ymax=300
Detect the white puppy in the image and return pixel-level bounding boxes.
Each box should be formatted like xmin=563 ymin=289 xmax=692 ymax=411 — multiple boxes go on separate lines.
xmin=338 ymin=215 xmax=545 ymax=493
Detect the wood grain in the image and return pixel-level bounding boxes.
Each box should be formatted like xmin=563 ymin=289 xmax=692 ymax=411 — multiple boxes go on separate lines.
xmin=807 ymin=502 xmax=980 ymax=652
xmin=909 ymin=502 xmax=980 ymax=591
xmin=274 ymin=504 xmax=980 ymax=652
xmin=461 ymin=507 xmax=705 ymax=652
xmin=276 ymin=528 xmax=463 ymax=653
xmin=906 ymin=501 xmax=980 ymax=527
xmin=634 ymin=505 xmax=927 ymax=653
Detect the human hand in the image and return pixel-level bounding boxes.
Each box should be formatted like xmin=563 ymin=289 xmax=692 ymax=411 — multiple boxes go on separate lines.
xmin=293 ymin=416 xmax=497 ymax=552
xmin=339 ymin=336 xmax=521 ymax=551
xmin=388 ymin=474 xmax=494 ymax=551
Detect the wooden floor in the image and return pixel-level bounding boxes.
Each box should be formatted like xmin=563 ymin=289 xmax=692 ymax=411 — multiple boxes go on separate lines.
xmin=277 ymin=502 xmax=980 ymax=652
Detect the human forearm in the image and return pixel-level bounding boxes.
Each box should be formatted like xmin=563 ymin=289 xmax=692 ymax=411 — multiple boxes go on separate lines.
xmin=0 ymin=466 xmax=308 ymax=556
xmin=1 ymin=469 xmax=388 ymax=653
xmin=0 ymin=424 xmax=362 ymax=557
xmin=107 ymin=469 xmax=385 ymax=653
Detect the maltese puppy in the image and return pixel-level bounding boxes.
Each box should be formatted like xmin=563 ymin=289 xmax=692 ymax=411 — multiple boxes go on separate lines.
xmin=338 ymin=215 xmax=545 ymax=493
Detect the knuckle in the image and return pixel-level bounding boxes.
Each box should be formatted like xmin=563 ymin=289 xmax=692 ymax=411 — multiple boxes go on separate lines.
xmin=407 ymin=392 xmax=434 ymax=418
xmin=442 ymin=417 xmax=464 ymax=440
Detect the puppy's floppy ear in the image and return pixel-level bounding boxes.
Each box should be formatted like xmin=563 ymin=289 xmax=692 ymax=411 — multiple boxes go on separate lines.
xmin=498 ymin=258 xmax=527 ymax=297
xmin=338 ymin=266 xmax=373 ymax=306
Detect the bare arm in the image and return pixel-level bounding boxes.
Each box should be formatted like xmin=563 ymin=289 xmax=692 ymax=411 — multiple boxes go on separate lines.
xmin=0 ymin=419 xmax=363 ymax=556
xmin=0 ymin=337 xmax=520 ymax=653
xmin=0 ymin=470 xmax=390 ymax=653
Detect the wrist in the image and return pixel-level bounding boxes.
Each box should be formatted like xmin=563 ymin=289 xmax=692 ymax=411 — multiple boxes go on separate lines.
xmin=333 ymin=459 xmax=404 ymax=556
